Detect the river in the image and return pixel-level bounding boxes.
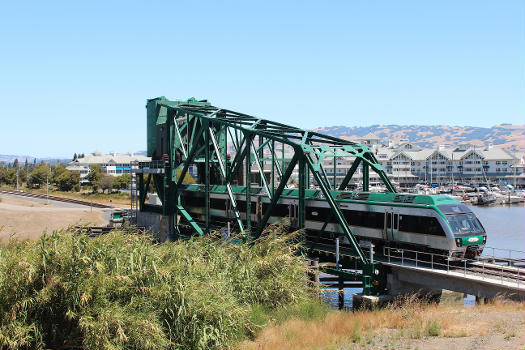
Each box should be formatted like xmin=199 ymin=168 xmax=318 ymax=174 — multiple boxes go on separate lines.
xmin=469 ymin=205 xmax=525 ymax=255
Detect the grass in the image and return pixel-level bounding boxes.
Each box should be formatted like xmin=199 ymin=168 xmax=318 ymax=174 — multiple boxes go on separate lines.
xmin=240 ymin=296 xmax=525 ymax=350
xmin=0 ymin=224 xmax=319 ymax=350
xmin=425 ymin=320 xmax=441 ymax=337
xmin=1 ymin=184 xmax=131 ymax=206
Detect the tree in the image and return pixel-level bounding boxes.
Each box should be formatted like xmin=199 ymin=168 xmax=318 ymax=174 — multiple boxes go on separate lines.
xmin=177 ymin=168 xmax=196 ymax=185
xmin=87 ymin=164 xmax=105 ymax=192
xmin=100 ymin=175 xmax=115 ymax=194
xmin=113 ymin=174 xmax=131 ymax=190
xmin=0 ymin=167 xmax=16 ymax=186
xmin=73 ymin=153 xmax=78 ymax=161
xmin=18 ymin=168 xmax=27 ymax=185
xmin=28 ymin=162 xmax=50 ymax=188
xmin=0 ymin=167 xmax=5 ymax=185
xmin=52 ymin=165 xmax=79 ymax=191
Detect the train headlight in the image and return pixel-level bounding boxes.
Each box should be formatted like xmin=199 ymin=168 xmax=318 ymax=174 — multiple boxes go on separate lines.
xmin=482 ymin=236 xmax=487 ymax=245
xmin=455 ymin=238 xmax=462 ymax=247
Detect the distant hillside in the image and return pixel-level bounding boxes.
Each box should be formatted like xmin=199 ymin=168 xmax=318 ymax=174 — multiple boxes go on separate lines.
xmin=0 ymin=155 xmax=69 ymax=164
xmin=0 ymin=155 xmax=36 ymax=163
xmin=315 ymin=124 xmax=525 ymax=152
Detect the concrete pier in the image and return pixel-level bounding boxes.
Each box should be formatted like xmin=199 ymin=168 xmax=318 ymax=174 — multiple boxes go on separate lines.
xmin=136 ymin=211 xmax=174 ymax=242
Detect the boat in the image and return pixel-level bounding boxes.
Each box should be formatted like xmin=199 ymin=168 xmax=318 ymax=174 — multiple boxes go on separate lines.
xmin=476 ymin=193 xmax=498 ymax=206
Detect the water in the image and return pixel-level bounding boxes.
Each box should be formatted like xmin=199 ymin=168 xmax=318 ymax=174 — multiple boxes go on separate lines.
xmin=321 ymin=205 xmax=525 ymax=309
xmin=469 ymin=205 xmax=525 ymax=255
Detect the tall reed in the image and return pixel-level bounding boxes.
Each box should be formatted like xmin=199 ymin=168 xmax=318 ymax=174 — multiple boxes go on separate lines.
xmin=0 ymin=224 xmax=316 ymax=350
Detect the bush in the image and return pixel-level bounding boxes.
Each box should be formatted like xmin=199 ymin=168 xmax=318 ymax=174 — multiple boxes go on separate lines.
xmin=0 ymin=225 xmax=315 ymax=350
xmin=425 ymin=320 xmax=442 ymax=337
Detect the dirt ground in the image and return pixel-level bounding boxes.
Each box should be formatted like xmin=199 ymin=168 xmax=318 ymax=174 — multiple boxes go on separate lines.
xmin=377 ymin=305 xmax=525 ymax=350
xmin=0 ymin=194 xmax=107 ymax=241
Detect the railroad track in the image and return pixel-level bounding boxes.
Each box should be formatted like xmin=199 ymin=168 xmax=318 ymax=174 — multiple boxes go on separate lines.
xmin=463 ymin=261 xmax=525 ymax=282
xmin=74 ymin=225 xmax=148 ymax=237
xmin=0 ymin=190 xmax=113 ymax=209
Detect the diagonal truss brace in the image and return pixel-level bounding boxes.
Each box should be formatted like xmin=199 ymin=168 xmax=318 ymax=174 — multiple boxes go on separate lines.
xmin=209 ymin=127 xmax=245 ymax=231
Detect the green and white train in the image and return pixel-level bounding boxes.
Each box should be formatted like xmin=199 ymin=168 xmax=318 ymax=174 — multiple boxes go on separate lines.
xmin=180 ymin=185 xmax=487 ymax=259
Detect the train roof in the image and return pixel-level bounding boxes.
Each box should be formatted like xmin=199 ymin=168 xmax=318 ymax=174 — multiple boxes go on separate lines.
xmin=182 ymin=184 xmax=460 ymax=207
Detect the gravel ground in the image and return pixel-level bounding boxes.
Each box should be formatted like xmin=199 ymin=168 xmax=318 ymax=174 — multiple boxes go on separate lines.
xmin=0 ymin=194 xmax=108 ymax=241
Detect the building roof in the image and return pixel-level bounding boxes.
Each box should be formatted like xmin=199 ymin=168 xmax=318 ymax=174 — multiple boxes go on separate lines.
xmin=361 ymin=132 xmax=380 ymax=140
xmin=479 ymin=148 xmax=516 ymax=161
xmin=407 ymin=149 xmax=434 ymax=161
xmin=69 ymin=152 xmax=150 ymax=166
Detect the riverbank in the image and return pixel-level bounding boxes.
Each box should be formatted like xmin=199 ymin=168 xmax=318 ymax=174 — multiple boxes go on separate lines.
xmin=240 ymin=298 xmax=525 ymax=350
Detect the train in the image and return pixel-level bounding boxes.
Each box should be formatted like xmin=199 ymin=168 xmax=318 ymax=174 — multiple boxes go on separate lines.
xmin=179 ymin=185 xmax=487 ymax=259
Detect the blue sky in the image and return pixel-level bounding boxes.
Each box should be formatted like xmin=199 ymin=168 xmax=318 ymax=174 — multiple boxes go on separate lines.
xmin=0 ymin=1 xmax=523 ymax=158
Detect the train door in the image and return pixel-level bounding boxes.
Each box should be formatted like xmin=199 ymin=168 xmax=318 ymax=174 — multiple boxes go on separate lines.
xmin=385 ymin=210 xmax=399 ymax=241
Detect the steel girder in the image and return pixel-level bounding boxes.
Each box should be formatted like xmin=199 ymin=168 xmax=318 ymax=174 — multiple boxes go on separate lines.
xmin=141 ymin=97 xmax=396 ymax=267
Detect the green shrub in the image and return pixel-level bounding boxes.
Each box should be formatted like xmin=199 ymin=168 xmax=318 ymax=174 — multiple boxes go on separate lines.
xmin=0 ymin=225 xmax=316 ymax=350
xmin=425 ymin=320 xmax=441 ymax=337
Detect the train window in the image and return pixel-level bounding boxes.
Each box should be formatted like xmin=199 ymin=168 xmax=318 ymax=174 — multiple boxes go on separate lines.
xmin=438 ymin=204 xmax=471 ymax=214
xmin=393 ymin=214 xmax=398 ymax=230
xmin=183 ymin=195 xmax=204 ymax=207
xmin=237 ymin=200 xmax=257 ymax=214
xmin=344 ymin=210 xmax=384 ymax=229
xmin=306 ymin=207 xmax=336 ymax=222
xmin=426 ymin=217 xmax=445 ymax=236
xmin=399 ymin=214 xmax=445 ymax=236
xmin=210 ymin=198 xmax=226 ymax=209
xmin=345 ymin=210 xmax=363 ymax=226
xmin=263 ymin=203 xmax=289 ymax=217
xmin=446 ymin=213 xmax=485 ymax=235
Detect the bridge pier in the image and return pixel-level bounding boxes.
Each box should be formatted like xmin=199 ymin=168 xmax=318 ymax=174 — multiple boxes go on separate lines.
xmin=475 ymin=296 xmax=492 ymax=304
xmin=353 ymin=269 xmax=443 ymax=310
xmin=136 ymin=211 xmax=175 ymax=242
xmin=338 ymin=276 xmax=345 ymax=310
xmin=386 ymin=270 xmax=443 ymax=302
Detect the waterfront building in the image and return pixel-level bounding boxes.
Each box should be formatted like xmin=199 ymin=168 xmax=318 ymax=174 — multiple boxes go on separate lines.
xmin=249 ymin=134 xmax=525 ymax=189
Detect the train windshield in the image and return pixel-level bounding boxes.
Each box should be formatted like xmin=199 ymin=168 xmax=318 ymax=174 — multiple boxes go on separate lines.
xmin=438 ymin=204 xmax=485 ymax=236
xmin=445 ymin=213 xmax=485 ymax=236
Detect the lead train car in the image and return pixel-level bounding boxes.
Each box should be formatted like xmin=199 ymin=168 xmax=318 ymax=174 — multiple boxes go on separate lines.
xmin=180 ymin=185 xmax=487 ymax=259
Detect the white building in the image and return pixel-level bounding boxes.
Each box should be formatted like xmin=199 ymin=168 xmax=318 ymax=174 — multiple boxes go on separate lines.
xmin=67 ymin=152 xmax=150 ymax=183
xmin=247 ymin=137 xmax=525 ymax=189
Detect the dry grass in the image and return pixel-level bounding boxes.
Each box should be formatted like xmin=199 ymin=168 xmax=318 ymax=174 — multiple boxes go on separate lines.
xmin=239 ymin=297 xmax=525 ymax=350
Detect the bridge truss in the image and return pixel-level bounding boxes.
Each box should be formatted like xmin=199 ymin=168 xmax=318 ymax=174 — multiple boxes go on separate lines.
xmin=135 ymin=97 xmax=397 ymax=295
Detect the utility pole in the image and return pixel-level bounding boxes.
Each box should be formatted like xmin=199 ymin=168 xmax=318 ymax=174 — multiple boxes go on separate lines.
xmin=16 ymin=163 xmax=19 ymax=191
xmin=430 ymin=153 xmax=433 ymax=186
xmin=451 ymin=152 xmax=455 ymax=192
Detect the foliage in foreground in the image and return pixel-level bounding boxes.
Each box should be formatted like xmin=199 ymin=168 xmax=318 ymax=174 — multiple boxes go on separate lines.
xmin=240 ymin=295 xmax=525 ymax=350
xmin=0 ymin=225 xmax=317 ymax=350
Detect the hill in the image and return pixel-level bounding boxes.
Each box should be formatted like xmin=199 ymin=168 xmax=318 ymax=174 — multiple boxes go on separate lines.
xmin=0 ymin=155 xmax=69 ymax=164
xmin=315 ymin=124 xmax=525 ymax=152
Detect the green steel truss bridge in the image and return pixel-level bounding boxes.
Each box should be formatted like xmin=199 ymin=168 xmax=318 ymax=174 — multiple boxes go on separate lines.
xmin=135 ymin=96 xmax=399 ymax=296
xmin=132 ymin=97 xmax=525 ymax=302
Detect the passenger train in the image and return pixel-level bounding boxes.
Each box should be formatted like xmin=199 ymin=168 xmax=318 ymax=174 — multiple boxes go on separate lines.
xmin=180 ymin=185 xmax=487 ymax=259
